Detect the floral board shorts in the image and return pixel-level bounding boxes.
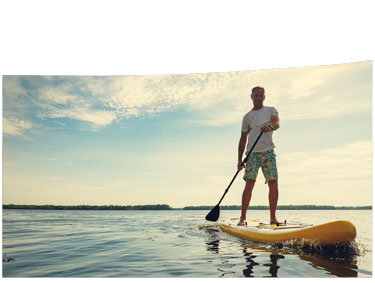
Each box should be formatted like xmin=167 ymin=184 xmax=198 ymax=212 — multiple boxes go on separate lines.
xmin=243 ymin=149 xmax=278 ymax=183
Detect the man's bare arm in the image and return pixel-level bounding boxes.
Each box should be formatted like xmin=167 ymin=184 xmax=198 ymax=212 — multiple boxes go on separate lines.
xmin=237 ymin=131 xmax=248 ymax=170
xmin=270 ymin=115 xmax=280 ymax=131
xmin=261 ymin=115 xmax=280 ymax=132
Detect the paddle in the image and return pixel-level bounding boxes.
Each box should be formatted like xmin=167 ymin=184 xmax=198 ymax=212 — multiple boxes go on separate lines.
xmin=205 ymin=131 xmax=264 ymax=221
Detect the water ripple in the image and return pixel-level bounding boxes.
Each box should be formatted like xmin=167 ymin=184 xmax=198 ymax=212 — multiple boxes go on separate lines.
xmin=2 ymin=209 xmax=372 ymax=277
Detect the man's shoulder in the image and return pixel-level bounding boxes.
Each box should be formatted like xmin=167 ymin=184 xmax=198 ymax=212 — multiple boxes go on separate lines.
xmin=264 ymin=106 xmax=278 ymax=115
xmin=264 ymin=105 xmax=277 ymax=110
xmin=242 ymin=110 xmax=253 ymax=119
xmin=242 ymin=106 xmax=278 ymax=120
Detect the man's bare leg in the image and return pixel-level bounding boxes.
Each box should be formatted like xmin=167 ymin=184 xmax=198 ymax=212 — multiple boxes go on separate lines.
xmin=238 ymin=179 xmax=256 ymax=226
xmin=268 ymin=180 xmax=279 ymax=224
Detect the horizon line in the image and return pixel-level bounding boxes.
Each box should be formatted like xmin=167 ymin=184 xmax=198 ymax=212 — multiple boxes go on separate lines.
xmin=3 ymin=204 xmax=372 ymax=209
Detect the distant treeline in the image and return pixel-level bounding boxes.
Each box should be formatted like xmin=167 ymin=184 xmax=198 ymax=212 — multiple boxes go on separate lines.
xmin=3 ymin=204 xmax=372 ymax=210
xmin=182 ymin=205 xmax=372 ymax=210
xmin=3 ymin=204 xmax=172 ymax=210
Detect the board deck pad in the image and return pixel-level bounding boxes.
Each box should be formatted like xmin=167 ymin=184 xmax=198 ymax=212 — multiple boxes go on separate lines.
xmin=242 ymin=219 xmax=311 ymax=230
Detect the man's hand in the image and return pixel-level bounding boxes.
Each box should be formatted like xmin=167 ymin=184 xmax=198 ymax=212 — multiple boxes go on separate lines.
xmin=261 ymin=125 xmax=272 ymax=132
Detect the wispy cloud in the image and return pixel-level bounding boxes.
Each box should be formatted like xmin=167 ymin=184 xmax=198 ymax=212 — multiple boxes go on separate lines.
xmin=270 ymin=139 xmax=372 ymax=205
xmin=2 ymin=61 xmax=371 ymax=133
xmin=3 ymin=117 xmax=32 ymax=136
xmin=39 ymin=104 xmax=117 ymax=127
xmin=279 ymin=140 xmax=372 ymax=187
xmin=47 ymin=176 xmax=64 ymax=181
xmin=38 ymin=86 xmax=76 ymax=105
xmin=194 ymin=61 xmax=372 ymax=125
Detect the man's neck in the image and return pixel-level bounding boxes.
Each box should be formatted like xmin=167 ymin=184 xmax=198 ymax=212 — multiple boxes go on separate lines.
xmin=252 ymin=105 xmax=263 ymax=110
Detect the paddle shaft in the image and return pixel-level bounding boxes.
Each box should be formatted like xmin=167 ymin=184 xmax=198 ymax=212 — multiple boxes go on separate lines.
xmin=216 ymin=131 xmax=263 ymax=206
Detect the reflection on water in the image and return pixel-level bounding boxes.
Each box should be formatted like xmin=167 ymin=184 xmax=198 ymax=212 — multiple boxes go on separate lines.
xmin=299 ymin=253 xmax=357 ymax=277
xmin=241 ymin=247 xmax=259 ymax=277
xmin=206 ymin=239 xmax=220 ymax=253
xmin=3 ymin=210 xmax=370 ymax=277
xmin=295 ymin=243 xmax=359 ymax=277
xmin=264 ymin=254 xmax=285 ymax=277
xmin=204 ymin=226 xmax=360 ymax=277
xmin=239 ymin=245 xmax=285 ymax=277
xmin=205 ymin=227 xmax=221 ymax=254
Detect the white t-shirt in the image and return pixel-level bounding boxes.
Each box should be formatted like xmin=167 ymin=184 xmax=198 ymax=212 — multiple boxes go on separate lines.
xmin=241 ymin=106 xmax=279 ymax=153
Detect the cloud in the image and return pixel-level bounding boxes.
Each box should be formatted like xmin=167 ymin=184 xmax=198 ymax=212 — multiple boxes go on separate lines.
xmin=38 ymin=87 xmax=76 ymax=105
xmin=273 ymin=140 xmax=372 ymax=205
xmin=2 ymin=61 xmax=371 ymax=131
xmin=194 ymin=61 xmax=372 ymax=125
xmin=78 ymin=72 xmax=242 ymax=115
xmin=3 ymin=117 xmax=32 ymax=136
xmin=39 ymin=104 xmax=117 ymax=127
xmin=2 ymin=76 xmax=28 ymax=98
xmin=279 ymin=140 xmax=372 ymax=187
xmin=3 ymin=76 xmax=31 ymax=120
xmin=8 ymin=73 xmax=244 ymax=128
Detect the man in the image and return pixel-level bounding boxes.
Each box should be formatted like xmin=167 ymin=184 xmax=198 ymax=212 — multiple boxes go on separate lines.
xmin=237 ymin=86 xmax=280 ymax=226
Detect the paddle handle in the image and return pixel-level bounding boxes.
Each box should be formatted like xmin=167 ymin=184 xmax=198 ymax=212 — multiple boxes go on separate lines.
xmin=216 ymin=131 xmax=263 ymax=206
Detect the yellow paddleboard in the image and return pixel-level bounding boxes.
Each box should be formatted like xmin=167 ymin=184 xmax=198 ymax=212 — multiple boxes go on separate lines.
xmin=220 ymin=220 xmax=356 ymax=246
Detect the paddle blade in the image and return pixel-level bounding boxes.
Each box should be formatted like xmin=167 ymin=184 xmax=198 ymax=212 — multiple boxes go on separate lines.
xmin=205 ymin=205 xmax=220 ymax=222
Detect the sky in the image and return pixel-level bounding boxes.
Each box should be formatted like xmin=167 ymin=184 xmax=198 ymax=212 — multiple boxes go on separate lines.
xmin=2 ymin=61 xmax=373 ymax=207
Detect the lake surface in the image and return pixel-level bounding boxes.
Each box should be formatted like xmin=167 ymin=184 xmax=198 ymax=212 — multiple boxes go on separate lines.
xmin=2 ymin=209 xmax=372 ymax=277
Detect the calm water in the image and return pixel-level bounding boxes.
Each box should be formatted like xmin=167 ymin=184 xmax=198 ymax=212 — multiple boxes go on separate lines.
xmin=2 ymin=209 xmax=372 ymax=277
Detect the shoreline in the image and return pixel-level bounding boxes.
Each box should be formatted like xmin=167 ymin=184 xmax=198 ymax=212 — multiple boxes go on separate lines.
xmin=2 ymin=204 xmax=372 ymax=210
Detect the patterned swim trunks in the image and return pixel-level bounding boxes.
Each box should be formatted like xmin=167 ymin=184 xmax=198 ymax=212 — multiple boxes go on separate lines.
xmin=243 ymin=149 xmax=278 ymax=183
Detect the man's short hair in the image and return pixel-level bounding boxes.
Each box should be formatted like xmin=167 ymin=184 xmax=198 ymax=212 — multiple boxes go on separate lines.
xmin=252 ymin=86 xmax=265 ymax=94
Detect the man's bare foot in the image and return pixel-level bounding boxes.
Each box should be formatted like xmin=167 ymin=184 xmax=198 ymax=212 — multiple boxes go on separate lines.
xmin=237 ymin=218 xmax=247 ymax=226
xmin=270 ymin=219 xmax=282 ymax=225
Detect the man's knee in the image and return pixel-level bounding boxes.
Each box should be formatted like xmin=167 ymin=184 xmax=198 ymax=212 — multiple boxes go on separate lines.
xmin=245 ymin=179 xmax=256 ymax=190
xmin=268 ymin=180 xmax=278 ymax=191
